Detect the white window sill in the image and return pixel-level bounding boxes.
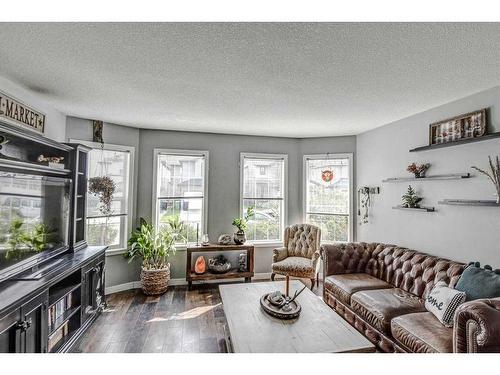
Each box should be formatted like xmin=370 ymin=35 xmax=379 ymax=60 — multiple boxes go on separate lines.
xmin=105 ymin=248 xmax=127 ymax=256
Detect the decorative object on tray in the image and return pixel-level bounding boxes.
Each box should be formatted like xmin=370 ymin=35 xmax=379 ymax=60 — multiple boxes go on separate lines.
xmin=407 ymin=162 xmax=430 ymax=178
xmin=92 ymin=120 xmax=104 ymax=143
xmin=357 ymin=186 xmax=380 ymax=225
xmin=208 ymin=254 xmax=231 ymax=273
xmin=194 ymin=255 xmax=206 ymax=274
xmin=201 ymin=233 xmax=210 ymax=246
xmin=260 ymin=276 xmax=306 ymax=320
xmin=238 ymin=252 xmax=247 ymax=272
xmin=232 ymin=206 xmax=254 ymax=245
xmin=217 ymin=233 xmax=232 ymax=245
xmin=88 ymin=176 xmax=116 ymax=215
xmin=471 ymin=155 xmax=500 ymax=204
xmin=125 ymin=217 xmax=185 ymax=295
xmin=401 ymin=185 xmax=422 ymax=208
xmin=429 ymin=108 xmax=486 ymax=146
xmin=37 ymin=155 xmax=65 ymax=169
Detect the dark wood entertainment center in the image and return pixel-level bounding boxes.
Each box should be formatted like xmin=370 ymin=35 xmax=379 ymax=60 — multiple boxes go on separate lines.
xmin=0 ymin=121 xmax=106 ymax=353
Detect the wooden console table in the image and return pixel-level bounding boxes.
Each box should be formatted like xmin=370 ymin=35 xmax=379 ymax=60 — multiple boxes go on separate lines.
xmin=186 ymin=243 xmax=254 ymax=290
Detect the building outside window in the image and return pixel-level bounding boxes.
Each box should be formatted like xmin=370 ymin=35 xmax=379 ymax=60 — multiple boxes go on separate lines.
xmin=80 ymin=142 xmax=134 ymax=252
xmin=240 ymin=153 xmax=287 ymax=243
xmin=153 ymin=149 xmax=208 ymax=244
xmin=304 ymin=154 xmax=353 ymax=242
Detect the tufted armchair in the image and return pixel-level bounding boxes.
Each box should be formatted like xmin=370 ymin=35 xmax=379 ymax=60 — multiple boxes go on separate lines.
xmin=271 ymin=224 xmax=321 ymax=289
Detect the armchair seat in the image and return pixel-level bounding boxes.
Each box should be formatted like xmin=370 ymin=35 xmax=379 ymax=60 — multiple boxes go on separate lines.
xmin=271 ymin=257 xmax=316 ymax=279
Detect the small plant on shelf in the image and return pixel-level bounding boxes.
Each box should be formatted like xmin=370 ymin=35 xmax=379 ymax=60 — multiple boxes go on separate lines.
xmin=401 ymin=185 xmax=423 ymax=208
xmin=407 ymin=162 xmax=430 ymax=178
xmin=472 ymin=155 xmax=500 ymax=204
xmin=232 ymin=206 xmax=255 ymax=245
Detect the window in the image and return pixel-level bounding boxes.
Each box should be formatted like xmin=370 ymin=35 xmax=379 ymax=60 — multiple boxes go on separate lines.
xmin=78 ymin=141 xmax=134 ymax=252
xmin=304 ymin=154 xmax=353 ymax=242
xmin=240 ymin=153 xmax=287 ymax=243
xmin=153 ymin=149 xmax=208 ymax=244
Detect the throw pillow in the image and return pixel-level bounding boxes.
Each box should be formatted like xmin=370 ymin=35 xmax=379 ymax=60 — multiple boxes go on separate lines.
xmin=455 ymin=262 xmax=500 ymax=301
xmin=425 ymin=281 xmax=466 ymax=327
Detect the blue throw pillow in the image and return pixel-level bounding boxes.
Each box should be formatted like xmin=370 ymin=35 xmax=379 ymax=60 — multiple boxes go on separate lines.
xmin=455 ymin=262 xmax=500 ymax=301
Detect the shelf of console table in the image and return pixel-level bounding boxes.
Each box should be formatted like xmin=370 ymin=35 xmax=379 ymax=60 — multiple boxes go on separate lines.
xmin=186 ymin=243 xmax=254 ymax=290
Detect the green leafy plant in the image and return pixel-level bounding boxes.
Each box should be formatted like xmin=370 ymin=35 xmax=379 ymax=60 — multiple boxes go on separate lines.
xmin=402 ymin=185 xmax=423 ymax=208
xmin=5 ymin=219 xmax=28 ymax=260
xmin=88 ymin=176 xmax=116 ymax=215
xmin=125 ymin=218 xmax=184 ymax=270
xmin=232 ymin=206 xmax=255 ymax=233
xmin=25 ymin=223 xmax=58 ymax=252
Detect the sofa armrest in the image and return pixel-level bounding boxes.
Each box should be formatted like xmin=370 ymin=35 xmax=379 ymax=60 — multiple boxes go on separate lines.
xmin=272 ymin=247 xmax=288 ymax=263
xmin=453 ymin=297 xmax=500 ymax=353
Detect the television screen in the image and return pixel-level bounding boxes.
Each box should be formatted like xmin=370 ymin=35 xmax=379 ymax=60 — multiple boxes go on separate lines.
xmin=0 ymin=172 xmax=70 ymax=276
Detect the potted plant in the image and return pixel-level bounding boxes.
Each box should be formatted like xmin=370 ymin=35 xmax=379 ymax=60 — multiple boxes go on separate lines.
xmin=472 ymin=155 xmax=500 ymax=204
xmin=407 ymin=163 xmax=430 ymax=178
xmin=125 ymin=218 xmax=184 ymax=295
xmin=232 ymin=206 xmax=254 ymax=244
xmin=402 ymin=185 xmax=423 ymax=208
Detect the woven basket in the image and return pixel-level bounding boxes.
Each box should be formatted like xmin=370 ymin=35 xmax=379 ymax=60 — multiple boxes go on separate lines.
xmin=140 ymin=265 xmax=170 ymax=295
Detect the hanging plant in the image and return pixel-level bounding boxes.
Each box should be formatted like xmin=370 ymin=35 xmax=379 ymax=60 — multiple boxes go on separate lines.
xmin=88 ymin=176 xmax=116 ymax=215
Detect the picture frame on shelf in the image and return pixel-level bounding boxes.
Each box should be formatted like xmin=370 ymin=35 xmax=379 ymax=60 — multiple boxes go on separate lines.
xmin=429 ymin=108 xmax=487 ymax=146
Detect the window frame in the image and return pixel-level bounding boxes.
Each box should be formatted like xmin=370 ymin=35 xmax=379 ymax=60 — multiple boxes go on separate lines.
xmin=302 ymin=153 xmax=354 ymax=243
xmin=239 ymin=152 xmax=288 ymax=246
xmin=152 ymin=148 xmax=209 ymax=249
xmin=69 ymin=139 xmax=135 ymax=255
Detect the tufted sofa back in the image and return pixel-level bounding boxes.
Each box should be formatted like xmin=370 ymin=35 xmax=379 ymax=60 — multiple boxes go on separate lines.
xmin=376 ymin=245 xmax=465 ymax=299
xmin=323 ymin=242 xmax=465 ymax=299
xmin=285 ymin=224 xmax=321 ymax=259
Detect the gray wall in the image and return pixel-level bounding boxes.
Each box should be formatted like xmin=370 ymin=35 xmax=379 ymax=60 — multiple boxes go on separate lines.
xmin=137 ymin=130 xmax=356 ymax=281
xmin=66 ymin=117 xmax=142 ymax=288
xmin=357 ymin=86 xmax=500 ymax=267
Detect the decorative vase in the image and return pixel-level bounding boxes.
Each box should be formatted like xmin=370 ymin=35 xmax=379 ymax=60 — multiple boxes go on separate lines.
xmin=140 ymin=264 xmax=170 ymax=295
xmin=233 ymin=231 xmax=246 ymax=245
xmin=208 ymin=255 xmax=231 ymax=274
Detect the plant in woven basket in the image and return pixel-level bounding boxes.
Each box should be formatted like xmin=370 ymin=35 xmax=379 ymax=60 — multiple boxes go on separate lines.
xmin=125 ymin=218 xmax=184 ymax=295
xmin=401 ymin=185 xmax=422 ymax=208
xmin=472 ymin=155 xmax=500 ymax=204
xmin=88 ymin=176 xmax=116 ymax=215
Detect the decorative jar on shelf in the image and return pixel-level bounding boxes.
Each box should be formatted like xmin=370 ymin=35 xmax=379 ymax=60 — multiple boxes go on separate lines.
xmin=233 ymin=231 xmax=246 ymax=245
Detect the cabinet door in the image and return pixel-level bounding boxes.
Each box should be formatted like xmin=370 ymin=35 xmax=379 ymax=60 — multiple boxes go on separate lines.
xmin=0 ymin=309 xmax=21 ymax=353
xmin=20 ymin=291 xmax=48 ymax=353
xmin=82 ymin=257 xmax=106 ymax=323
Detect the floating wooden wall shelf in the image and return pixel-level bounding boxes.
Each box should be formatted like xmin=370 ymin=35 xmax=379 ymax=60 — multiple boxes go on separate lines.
xmin=409 ymin=131 xmax=500 ymax=152
xmin=383 ymin=173 xmax=471 ymax=183
xmin=438 ymin=199 xmax=500 ymax=207
xmin=392 ymin=205 xmax=435 ymax=212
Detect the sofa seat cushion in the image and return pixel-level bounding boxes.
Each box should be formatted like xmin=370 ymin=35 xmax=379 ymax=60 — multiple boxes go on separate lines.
xmin=271 ymin=257 xmax=315 ymax=278
xmin=324 ymin=273 xmax=392 ymax=305
xmin=351 ymin=288 xmax=426 ymax=335
xmin=391 ymin=312 xmax=453 ymax=353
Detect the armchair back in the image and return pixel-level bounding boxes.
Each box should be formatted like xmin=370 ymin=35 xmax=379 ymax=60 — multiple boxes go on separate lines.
xmin=284 ymin=224 xmax=321 ymax=259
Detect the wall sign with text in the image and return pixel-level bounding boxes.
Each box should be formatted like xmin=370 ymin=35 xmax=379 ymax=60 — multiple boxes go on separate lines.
xmin=0 ymin=91 xmax=46 ymax=134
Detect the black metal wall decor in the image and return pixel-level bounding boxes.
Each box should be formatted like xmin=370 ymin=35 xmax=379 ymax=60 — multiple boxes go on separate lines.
xmin=0 ymin=90 xmax=45 ymax=134
xmin=92 ymin=120 xmax=104 ymax=143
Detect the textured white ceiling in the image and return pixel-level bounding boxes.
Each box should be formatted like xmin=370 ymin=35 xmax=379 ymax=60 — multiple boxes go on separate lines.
xmin=1 ymin=23 xmax=500 ymax=138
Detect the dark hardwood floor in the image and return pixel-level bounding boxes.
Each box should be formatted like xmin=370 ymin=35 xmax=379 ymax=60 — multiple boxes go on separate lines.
xmin=72 ymin=279 xmax=323 ymax=353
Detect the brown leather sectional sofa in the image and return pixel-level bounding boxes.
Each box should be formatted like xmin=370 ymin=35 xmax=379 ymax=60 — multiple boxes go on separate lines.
xmin=321 ymin=242 xmax=500 ymax=353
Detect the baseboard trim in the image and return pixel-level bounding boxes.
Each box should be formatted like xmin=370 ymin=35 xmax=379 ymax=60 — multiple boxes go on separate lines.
xmin=104 ymin=272 xmax=282 ymax=295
